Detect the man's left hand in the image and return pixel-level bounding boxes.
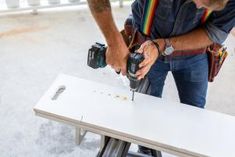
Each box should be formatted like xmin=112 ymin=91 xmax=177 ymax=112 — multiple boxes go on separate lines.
xmin=135 ymin=40 xmax=160 ymax=80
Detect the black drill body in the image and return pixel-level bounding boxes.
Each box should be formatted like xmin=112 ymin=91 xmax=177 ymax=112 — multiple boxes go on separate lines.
xmin=87 ymin=42 xmax=144 ymax=99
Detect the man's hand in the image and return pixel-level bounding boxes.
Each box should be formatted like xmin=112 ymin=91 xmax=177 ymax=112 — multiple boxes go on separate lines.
xmin=87 ymin=0 xmax=129 ymax=75
xmin=136 ymin=40 xmax=160 ymax=80
xmin=106 ymin=33 xmax=129 ymax=75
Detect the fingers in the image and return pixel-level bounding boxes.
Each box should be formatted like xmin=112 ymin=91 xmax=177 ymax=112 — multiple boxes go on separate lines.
xmin=136 ymin=45 xmax=144 ymax=54
xmin=136 ymin=64 xmax=151 ymax=80
xmin=136 ymin=42 xmax=148 ymax=54
xmin=135 ymin=41 xmax=154 ymax=79
xmin=105 ymin=45 xmax=128 ymax=76
xmin=139 ymin=51 xmax=151 ymax=68
xmin=115 ymin=65 xmax=127 ymax=76
xmin=138 ymin=46 xmax=152 ymax=68
xmin=111 ymin=64 xmax=127 ymax=76
xmin=115 ymin=70 xmax=121 ymax=74
xmin=120 ymin=66 xmax=127 ymax=76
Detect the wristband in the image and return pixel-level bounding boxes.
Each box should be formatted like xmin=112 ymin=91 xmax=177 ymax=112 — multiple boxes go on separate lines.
xmin=150 ymin=39 xmax=161 ymax=56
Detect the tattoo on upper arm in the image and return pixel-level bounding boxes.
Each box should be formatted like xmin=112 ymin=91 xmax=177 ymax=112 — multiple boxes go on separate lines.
xmin=87 ymin=0 xmax=111 ymax=12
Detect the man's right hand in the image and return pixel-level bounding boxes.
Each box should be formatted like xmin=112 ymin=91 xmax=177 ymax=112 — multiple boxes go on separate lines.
xmin=87 ymin=0 xmax=129 ymax=74
xmin=106 ymin=33 xmax=129 ymax=75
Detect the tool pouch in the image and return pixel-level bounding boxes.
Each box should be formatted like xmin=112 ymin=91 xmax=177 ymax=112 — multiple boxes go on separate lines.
xmin=121 ymin=15 xmax=149 ymax=51
xmin=207 ymin=43 xmax=228 ymax=82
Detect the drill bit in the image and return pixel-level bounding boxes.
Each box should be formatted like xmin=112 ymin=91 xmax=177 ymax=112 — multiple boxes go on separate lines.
xmin=131 ymin=90 xmax=135 ymax=101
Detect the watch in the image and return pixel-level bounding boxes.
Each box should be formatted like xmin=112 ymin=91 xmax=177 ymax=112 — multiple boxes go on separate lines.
xmin=162 ymin=39 xmax=174 ymax=56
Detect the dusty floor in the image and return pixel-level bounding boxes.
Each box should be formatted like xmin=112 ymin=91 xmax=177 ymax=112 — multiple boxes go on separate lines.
xmin=0 ymin=3 xmax=234 ymax=157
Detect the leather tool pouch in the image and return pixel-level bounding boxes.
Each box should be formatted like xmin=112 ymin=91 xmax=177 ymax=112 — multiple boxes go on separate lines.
xmin=121 ymin=16 xmax=148 ymax=51
xmin=207 ymin=43 xmax=228 ymax=82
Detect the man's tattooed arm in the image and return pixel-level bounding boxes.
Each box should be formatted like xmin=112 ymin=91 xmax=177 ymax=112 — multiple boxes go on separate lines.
xmin=87 ymin=0 xmax=111 ymax=13
xmin=87 ymin=0 xmax=129 ymax=75
xmin=87 ymin=0 xmax=121 ymax=45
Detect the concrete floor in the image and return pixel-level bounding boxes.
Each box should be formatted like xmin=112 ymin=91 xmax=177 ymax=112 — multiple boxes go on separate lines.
xmin=0 ymin=3 xmax=234 ymax=157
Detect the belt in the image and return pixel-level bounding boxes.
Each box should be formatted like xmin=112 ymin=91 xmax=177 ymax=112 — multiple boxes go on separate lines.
xmin=170 ymin=48 xmax=207 ymax=57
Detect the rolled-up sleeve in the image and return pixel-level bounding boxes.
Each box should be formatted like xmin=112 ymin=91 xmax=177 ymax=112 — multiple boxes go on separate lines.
xmin=205 ymin=0 xmax=235 ymax=44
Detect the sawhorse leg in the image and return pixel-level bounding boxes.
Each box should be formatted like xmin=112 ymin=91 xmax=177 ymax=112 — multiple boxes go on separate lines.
xmin=75 ymin=130 xmax=162 ymax=157
xmin=97 ymin=136 xmax=131 ymax=157
xmin=97 ymin=136 xmax=162 ymax=157
xmin=75 ymin=127 xmax=87 ymax=145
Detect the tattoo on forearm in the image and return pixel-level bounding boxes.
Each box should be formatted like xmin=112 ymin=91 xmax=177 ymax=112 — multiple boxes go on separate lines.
xmin=87 ymin=0 xmax=111 ymax=12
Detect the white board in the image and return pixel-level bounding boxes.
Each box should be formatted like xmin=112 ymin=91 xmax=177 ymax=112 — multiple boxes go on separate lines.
xmin=34 ymin=74 xmax=235 ymax=157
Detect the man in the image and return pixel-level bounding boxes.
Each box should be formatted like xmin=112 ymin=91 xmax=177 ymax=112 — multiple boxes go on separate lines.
xmin=87 ymin=0 xmax=235 ymax=156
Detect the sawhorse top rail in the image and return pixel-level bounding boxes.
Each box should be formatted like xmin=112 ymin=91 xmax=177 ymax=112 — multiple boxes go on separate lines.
xmin=34 ymin=74 xmax=235 ymax=157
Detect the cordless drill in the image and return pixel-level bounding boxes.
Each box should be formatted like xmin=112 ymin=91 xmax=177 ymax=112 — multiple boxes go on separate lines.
xmin=87 ymin=42 xmax=144 ymax=101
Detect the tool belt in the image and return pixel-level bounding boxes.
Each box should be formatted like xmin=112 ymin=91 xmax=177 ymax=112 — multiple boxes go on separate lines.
xmin=120 ymin=17 xmax=228 ymax=82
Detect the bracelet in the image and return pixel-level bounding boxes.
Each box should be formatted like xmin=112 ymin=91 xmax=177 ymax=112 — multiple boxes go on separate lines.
xmin=150 ymin=39 xmax=161 ymax=56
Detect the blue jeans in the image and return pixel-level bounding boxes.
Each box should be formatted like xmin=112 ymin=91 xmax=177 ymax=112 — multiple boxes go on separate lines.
xmin=147 ymin=53 xmax=208 ymax=108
